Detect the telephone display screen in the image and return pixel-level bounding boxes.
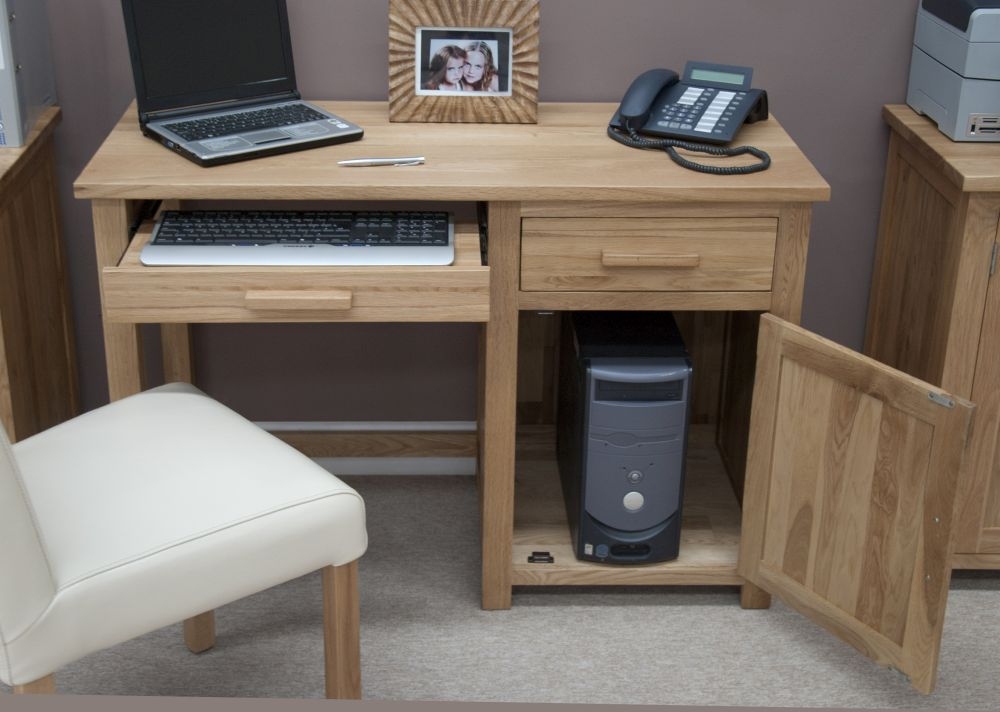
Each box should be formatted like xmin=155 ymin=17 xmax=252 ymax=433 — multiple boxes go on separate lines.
xmin=689 ymin=68 xmax=747 ymax=87
xmin=683 ymin=61 xmax=753 ymax=90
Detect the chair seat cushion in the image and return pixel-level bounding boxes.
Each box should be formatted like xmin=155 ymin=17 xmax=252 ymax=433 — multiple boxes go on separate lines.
xmin=7 ymin=383 xmax=366 ymax=682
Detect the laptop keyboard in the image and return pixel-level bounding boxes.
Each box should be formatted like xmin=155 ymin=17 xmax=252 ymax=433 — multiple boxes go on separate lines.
xmin=141 ymin=210 xmax=455 ymax=266
xmin=163 ymin=103 xmax=328 ymax=141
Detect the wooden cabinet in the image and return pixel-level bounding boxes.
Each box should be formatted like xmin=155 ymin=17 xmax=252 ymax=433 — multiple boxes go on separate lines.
xmin=0 ymin=107 xmax=78 ymax=442
xmin=511 ymin=202 xmax=802 ymax=592
xmin=867 ymin=105 xmax=1000 ymax=566
xmin=513 ymin=202 xmax=973 ymax=694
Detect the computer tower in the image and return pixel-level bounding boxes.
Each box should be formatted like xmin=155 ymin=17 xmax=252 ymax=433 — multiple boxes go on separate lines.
xmin=0 ymin=0 xmax=57 ymax=147
xmin=557 ymin=311 xmax=693 ymax=564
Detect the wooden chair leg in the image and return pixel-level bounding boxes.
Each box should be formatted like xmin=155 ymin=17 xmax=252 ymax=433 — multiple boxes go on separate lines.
xmin=322 ymin=561 xmax=361 ymax=699
xmin=183 ymin=610 xmax=216 ymax=653
xmin=13 ymin=674 xmax=55 ymax=694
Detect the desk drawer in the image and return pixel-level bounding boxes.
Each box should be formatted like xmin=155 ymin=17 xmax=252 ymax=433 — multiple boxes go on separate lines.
xmin=521 ymin=217 xmax=777 ymax=293
xmin=102 ymin=221 xmax=488 ymax=323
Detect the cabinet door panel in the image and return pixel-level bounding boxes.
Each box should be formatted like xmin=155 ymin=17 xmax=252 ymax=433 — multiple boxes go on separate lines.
xmin=739 ymin=315 xmax=973 ymax=694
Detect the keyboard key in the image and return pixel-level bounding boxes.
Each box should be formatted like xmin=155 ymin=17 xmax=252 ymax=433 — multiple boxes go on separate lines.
xmin=164 ymin=103 xmax=328 ymax=141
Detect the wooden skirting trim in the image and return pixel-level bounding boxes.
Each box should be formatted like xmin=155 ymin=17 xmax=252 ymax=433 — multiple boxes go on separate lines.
xmin=272 ymin=430 xmax=478 ymax=459
xmin=950 ymin=552 xmax=1000 ymax=570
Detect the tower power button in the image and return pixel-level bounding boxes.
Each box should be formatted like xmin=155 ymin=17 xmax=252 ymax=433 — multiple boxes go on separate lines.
xmin=623 ymin=491 xmax=645 ymax=512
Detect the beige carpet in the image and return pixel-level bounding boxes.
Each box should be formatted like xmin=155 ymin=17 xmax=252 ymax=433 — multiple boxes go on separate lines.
xmin=3 ymin=475 xmax=998 ymax=708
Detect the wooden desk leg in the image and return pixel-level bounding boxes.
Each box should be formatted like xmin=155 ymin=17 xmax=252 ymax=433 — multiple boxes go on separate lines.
xmin=734 ymin=204 xmax=811 ymax=609
xmin=740 ymin=582 xmax=772 ymax=609
xmin=162 ymin=323 xmax=194 ymax=384
xmin=91 ymin=199 xmax=144 ymax=400
xmin=480 ymin=201 xmax=520 ymax=610
xmin=770 ymin=204 xmax=812 ymax=324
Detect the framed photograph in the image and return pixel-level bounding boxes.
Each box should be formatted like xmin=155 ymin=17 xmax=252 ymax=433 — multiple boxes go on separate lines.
xmin=388 ymin=0 xmax=540 ymax=123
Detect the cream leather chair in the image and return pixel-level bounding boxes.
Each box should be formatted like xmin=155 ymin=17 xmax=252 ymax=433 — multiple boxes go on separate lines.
xmin=1 ymin=383 xmax=367 ymax=698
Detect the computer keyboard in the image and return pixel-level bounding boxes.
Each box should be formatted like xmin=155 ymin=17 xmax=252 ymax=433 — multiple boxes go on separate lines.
xmin=163 ymin=103 xmax=329 ymax=141
xmin=140 ymin=210 xmax=455 ymax=266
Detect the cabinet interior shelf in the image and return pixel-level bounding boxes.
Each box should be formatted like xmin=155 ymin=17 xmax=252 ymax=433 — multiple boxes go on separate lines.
xmin=512 ymin=424 xmax=743 ymax=587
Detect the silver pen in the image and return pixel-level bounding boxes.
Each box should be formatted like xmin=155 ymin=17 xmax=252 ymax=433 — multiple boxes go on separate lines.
xmin=337 ymin=156 xmax=425 ymax=167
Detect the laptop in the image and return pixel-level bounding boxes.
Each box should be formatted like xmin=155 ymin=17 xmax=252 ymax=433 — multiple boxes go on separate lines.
xmin=120 ymin=0 xmax=363 ymax=166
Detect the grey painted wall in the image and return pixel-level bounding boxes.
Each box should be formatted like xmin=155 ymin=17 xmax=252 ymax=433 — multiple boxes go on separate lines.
xmin=43 ymin=0 xmax=921 ymax=420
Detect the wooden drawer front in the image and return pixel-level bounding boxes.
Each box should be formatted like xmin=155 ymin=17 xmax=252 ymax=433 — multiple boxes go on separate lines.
xmin=521 ymin=218 xmax=777 ymax=292
xmin=102 ymin=225 xmax=488 ymax=323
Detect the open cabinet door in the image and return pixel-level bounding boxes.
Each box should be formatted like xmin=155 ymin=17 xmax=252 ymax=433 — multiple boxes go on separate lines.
xmin=738 ymin=314 xmax=974 ymax=694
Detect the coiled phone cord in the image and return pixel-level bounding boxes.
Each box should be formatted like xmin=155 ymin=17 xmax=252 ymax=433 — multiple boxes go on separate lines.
xmin=607 ymin=125 xmax=771 ymax=175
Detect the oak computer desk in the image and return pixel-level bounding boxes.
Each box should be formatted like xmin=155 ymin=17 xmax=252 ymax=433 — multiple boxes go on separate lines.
xmin=74 ymin=101 xmax=829 ymax=610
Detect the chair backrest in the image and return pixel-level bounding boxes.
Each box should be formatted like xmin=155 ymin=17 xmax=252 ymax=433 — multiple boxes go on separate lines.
xmin=0 ymin=425 xmax=56 ymax=672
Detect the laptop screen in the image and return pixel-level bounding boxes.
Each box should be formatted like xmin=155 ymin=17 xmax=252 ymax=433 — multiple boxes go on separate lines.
xmin=122 ymin=0 xmax=298 ymax=116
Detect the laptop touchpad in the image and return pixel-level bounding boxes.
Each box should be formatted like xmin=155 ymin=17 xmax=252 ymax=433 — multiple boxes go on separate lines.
xmin=247 ymin=129 xmax=292 ymax=144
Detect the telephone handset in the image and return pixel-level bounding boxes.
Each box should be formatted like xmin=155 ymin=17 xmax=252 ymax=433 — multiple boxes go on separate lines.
xmin=608 ymin=62 xmax=771 ymax=174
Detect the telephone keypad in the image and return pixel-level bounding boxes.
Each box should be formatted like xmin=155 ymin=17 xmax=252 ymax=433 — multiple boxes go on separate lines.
xmin=655 ymin=84 xmax=754 ymax=139
xmin=659 ymin=94 xmax=705 ymax=131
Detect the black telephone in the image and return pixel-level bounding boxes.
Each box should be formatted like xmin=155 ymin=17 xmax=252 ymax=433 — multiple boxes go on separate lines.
xmin=608 ymin=61 xmax=771 ymax=174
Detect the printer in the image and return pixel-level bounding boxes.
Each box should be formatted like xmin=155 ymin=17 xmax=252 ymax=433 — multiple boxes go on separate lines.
xmin=907 ymin=0 xmax=1000 ymax=141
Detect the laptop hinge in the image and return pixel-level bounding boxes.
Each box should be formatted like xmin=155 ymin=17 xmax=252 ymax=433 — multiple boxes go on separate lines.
xmin=140 ymin=91 xmax=302 ymax=123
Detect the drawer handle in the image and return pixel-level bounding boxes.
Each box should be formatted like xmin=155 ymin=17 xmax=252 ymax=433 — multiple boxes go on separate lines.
xmin=244 ymin=289 xmax=353 ymax=311
xmin=601 ymin=251 xmax=701 ymax=268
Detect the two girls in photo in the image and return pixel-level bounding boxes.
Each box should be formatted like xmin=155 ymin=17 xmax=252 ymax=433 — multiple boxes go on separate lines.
xmin=424 ymin=40 xmax=499 ymax=92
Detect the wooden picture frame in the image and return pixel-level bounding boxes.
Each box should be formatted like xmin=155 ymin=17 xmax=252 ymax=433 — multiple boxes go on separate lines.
xmin=388 ymin=0 xmax=540 ymax=123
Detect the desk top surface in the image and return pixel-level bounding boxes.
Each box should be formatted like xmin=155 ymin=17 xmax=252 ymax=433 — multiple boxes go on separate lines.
xmin=74 ymin=101 xmax=829 ymax=204
xmin=884 ymin=104 xmax=1000 ymax=193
